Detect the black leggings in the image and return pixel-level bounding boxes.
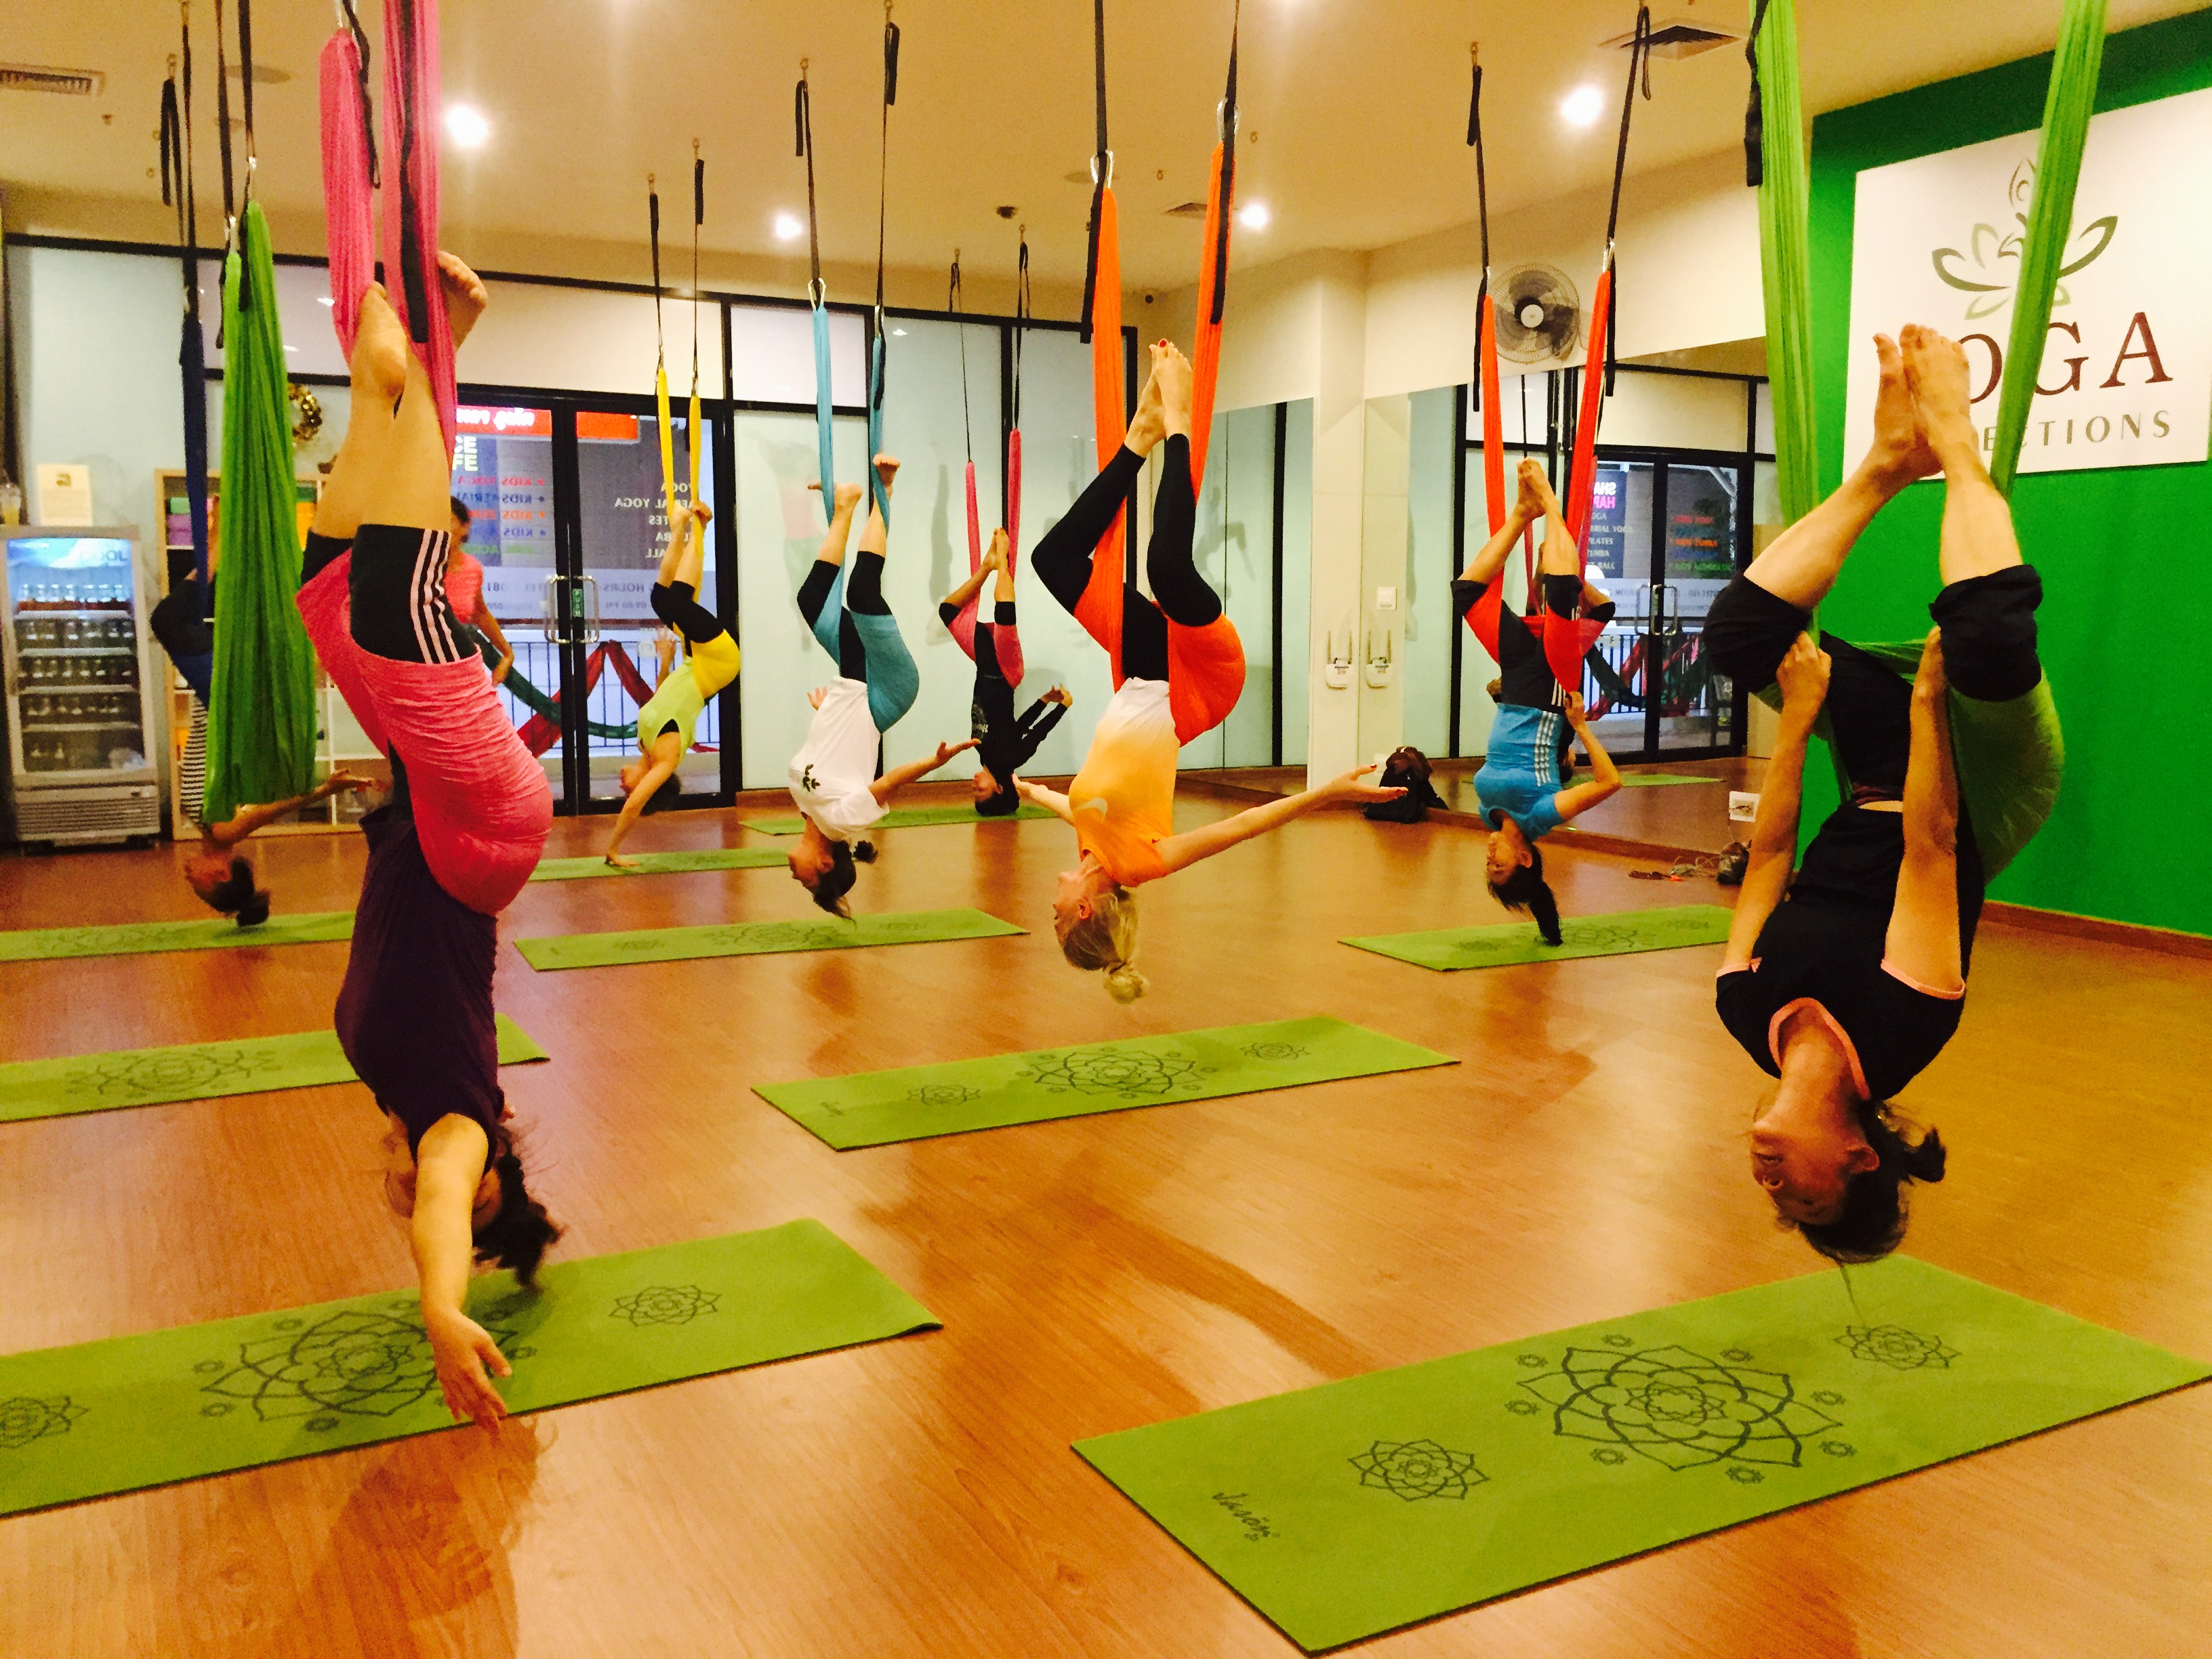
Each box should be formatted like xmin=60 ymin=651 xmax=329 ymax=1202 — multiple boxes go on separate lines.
xmin=1452 ymin=573 xmax=1586 ymax=710
xmin=349 ymin=525 xmax=472 ymax=665
xmin=796 ymin=551 xmax=888 ymax=682
xmin=1705 ymin=567 xmax=2044 ymax=798
xmin=649 ymin=580 xmax=725 ymax=647
xmin=1033 ymin=436 xmax=1218 ymax=682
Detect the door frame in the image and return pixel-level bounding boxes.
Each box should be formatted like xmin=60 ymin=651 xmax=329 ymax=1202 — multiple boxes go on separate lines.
xmin=1584 ymin=443 xmax=1755 ymax=762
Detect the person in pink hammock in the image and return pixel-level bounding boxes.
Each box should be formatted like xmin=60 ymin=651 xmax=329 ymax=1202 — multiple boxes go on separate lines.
xmin=295 ymin=255 xmax=557 ymax=1427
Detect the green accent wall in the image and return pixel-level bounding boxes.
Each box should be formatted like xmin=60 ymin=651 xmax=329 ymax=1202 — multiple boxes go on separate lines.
xmin=1809 ymin=8 xmax=2212 ymax=937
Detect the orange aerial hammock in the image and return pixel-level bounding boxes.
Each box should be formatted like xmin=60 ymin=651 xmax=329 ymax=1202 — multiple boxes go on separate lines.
xmin=1467 ymin=7 xmax=1654 ymax=695
xmin=1078 ymin=0 xmax=1240 ymax=594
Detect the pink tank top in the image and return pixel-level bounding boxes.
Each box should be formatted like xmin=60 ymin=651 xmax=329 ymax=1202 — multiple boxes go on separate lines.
xmin=443 ymin=550 xmax=485 ymax=623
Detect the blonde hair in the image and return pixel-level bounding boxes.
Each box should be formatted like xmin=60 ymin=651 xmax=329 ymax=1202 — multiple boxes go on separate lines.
xmin=1059 ymin=886 xmax=1148 ymax=1002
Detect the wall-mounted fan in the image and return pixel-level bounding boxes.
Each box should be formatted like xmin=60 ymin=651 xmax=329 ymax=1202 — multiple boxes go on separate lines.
xmin=1493 ymin=262 xmax=1582 ymax=365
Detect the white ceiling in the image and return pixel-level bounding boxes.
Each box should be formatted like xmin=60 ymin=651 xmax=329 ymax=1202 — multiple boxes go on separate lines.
xmin=4 ymin=1 xmax=2207 ymax=298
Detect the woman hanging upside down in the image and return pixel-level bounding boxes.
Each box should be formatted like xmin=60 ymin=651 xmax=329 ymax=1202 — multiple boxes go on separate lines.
xmin=605 ymin=501 xmax=733 ymax=865
xmin=296 ymin=255 xmax=558 ymax=1425
xmin=786 ymin=460 xmax=977 ymax=914
xmin=180 ymin=770 xmax=376 ymax=924
xmin=939 ymin=526 xmax=1072 ymax=815
xmin=1019 ymin=342 xmax=1404 ymax=1000
xmin=1708 ymin=325 xmax=2044 ymax=1263
xmin=1454 ymin=458 xmax=1623 ymax=943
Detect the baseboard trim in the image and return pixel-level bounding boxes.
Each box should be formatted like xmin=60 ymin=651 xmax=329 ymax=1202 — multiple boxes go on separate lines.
xmin=1980 ymin=901 xmax=2212 ymax=961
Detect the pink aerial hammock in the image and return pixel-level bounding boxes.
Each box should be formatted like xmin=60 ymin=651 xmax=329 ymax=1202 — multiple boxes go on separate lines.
xmin=943 ymin=239 xmax=1033 ymax=687
xmin=1464 ymin=9 xmax=1654 ymax=696
xmin=318 ymin=0 xmax=455 ymax=455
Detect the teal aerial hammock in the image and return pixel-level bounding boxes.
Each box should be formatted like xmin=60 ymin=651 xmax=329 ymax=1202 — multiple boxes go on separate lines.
xmin=1744 ymin=0 xmax=2093 ymax=875
xmin=794 ymin=63 xmax=836 ymax=521
xmin=867 ymin=5 xmax=901 ymax=526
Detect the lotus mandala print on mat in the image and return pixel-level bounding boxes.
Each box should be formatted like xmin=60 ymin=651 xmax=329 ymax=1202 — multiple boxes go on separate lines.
xmin=0 ymin=1395 xmax=89 ymax=1450
xmin=1016 ymin=1046 xmax=1208 ymax=1100
xmin=1349 ymin=1438 xmax=1487 ymax=1500
xmin=1837 ymin=1326 xmax=1960 ymax=1371
xmin=1516 ymin=1343 xmax=1843 ymax=1477
xmin=611 ymin=1286 xmax=722 ymax=1327
xmin=199 ymin=1307 xmax=523 ymax=1429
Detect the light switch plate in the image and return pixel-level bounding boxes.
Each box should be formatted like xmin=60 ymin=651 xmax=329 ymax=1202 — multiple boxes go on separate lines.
xmin=1374 ymin=586 xmax=1397 ymax=611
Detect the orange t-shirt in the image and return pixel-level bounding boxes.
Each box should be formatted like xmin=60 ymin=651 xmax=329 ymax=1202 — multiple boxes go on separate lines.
xmin=1069 ymin=678 xmax=1177 ymax=887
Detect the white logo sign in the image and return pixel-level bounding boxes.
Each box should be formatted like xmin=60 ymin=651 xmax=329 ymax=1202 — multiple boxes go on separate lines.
xmin=1843 ymin=86 xmax=2212 ymax=476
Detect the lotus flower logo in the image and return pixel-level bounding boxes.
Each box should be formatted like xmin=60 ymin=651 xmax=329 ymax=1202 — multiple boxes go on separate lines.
xmin=1932 ymin=159 xmax=2116 ymax=319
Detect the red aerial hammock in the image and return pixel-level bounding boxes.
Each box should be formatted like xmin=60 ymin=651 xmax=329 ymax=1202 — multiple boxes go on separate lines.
xmin=1463 ymin=7 xmax=1654 ymax=697
xmin=1078 ymin=0 xmax=1239 ymax=575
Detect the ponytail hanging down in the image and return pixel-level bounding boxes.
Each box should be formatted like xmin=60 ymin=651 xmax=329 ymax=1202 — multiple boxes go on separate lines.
xmin=1061 ymin=886 xmax=1149 ymax=1002
xmin=1794 ymin=1107 xmax=1947 ymax=1265
xmin=1489 ymin=847 xmax=1563 ymax=946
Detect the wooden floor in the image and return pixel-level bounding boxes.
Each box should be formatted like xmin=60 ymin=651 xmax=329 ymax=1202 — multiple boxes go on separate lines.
xmin=3 ymin=792 xmax=2209 ymax=1658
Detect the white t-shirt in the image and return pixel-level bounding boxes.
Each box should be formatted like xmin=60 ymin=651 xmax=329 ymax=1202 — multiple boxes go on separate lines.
xmin=787 ymin=678 xmax=887 ymax=842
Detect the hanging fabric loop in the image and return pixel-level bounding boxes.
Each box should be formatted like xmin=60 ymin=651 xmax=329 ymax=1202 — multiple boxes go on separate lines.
xmin=1744 ymin=0 xmax=1774 ymax=188
xmin=949 ymin=249 xmax=981 ymax=578
xmin=1008 ymin=227 xmax=1029 ymax=558
xmin=649 ymin=174 xmax=679 ymax=527
xmin=689 ymin=140 xmax=703 ymax=512
xmin=1080 ymin=0 xmax=1112 ymax=344
xmin=868 ymin=5 xmax=900 ymax=525
xmin=796 ymin=62 xmax=836 ymax=519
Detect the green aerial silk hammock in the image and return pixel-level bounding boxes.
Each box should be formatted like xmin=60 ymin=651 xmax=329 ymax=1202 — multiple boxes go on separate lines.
xmin=1749 ymin=0 xmax=2095 ymax=877
xmin=202 ymin=202 xmax=319 ymax=825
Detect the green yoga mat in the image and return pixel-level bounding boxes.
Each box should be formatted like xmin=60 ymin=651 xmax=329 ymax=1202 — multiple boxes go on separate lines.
xmin=1616 ymin=773 xmax=1722 ymax=787
xmin=1343 ymin=904 xmax=1732 ymax=972
xmin=514 ymin=907 xmax=1024 ymax=972
xmin=1077 ymin=1256 xmax=2210 ymax=1652
xmin=743 ymin=802 xmax=1054 ymax=835
xmin=528 ymin=846 xmax=787 ymax=882
xmin=0 ymin=1218 xmax=937 ymax=1517
xmin=757 ymin=1016 xmax=1456 ymax=1149
xmin=0 ymin=911 xmax=353 ymax=964
xmin=0 ymin=1015 xmax=548 ymax=1125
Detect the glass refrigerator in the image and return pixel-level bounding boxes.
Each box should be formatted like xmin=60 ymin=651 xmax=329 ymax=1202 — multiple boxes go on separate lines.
xmin=2 ymin=527 xmax=163 ymax=845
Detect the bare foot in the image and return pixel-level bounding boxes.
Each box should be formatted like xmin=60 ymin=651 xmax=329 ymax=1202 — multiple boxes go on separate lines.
xmin=1125 ymin=350 xmax=1166 ymax=455
xmin=985 ymin=527 xmax=1010 ymax=572
xmin=352 ymin=283 xmax=409 ymax=399
xmin=872 ymin=454 xmax=901 ymax=490
xmin=1514 ymin=457 xmax=1547 ymax=520
xmin=438 ymin=253 xmax=488 ymax=348
xmin=809 ymin=480 xmax=867 ymax=514
xmin=1898 ymin=324 xmax=1978 ymax=472
xmin=1155 ymin=342 xmax=1193 ymax=438
xmin=1524 ymin=459 xmax=1564 ymax=520
xmin=1863 ymin=331 xmax=1944 ymax=487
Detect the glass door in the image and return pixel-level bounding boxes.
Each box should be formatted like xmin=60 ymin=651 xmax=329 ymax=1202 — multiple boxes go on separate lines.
xmin=573 ymin=406 xmax=725 ymax=808
xmin=451 ymin=397 xmax=733 ymax=814
xmin=451 ymin=403 xmax=567 ymax=800
xmin=1567 ymin=451 xmax=1748 ymax=762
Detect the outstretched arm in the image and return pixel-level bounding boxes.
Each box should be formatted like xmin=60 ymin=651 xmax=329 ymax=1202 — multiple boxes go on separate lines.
xmin=411 ymin=1115 xmax=511 ymax=1427
xmin=473 ymin=603 xmax=515 ymax=686
xmin=203 ymin=771 xmax=371 ymax=848
xmin=605 ymin=734 xmax=682 ymax=865
xmin=1550 ymin=693 xmax=1622 ymax=822
xmin=1721 ymin=634 xmax=1828 ymax=971
xmin=1155 ymin=766 xmax=1405 ymax=876
xmin=1012 ymin=777 xmax=1076 ymax=825
xmin=1883 ymin=632 xmax=1965 ymax=992
xmin=871 ymin=738 xmax=981 ymax=804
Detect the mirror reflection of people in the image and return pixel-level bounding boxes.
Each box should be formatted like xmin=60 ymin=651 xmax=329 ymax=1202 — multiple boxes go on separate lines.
xmin=443 ymin=497 xmax=514 ymax=687
xmin=605 ymin=502 xmax=732 ymax=867
xmin=1020 ymin=342 xmax=1403 ymax=1000
xmin=293 ymin=253 xmax=558 ymax=1425
xmin=938 ymin=527 xmax=1071 ymax=815
xmin=786 ymin=461 xmax=977 ymax=913
xmin=1709 ymin=327 xmax=2043 ymax=1263
xmin=1456 ymin=459 xmax=1623 ymax=943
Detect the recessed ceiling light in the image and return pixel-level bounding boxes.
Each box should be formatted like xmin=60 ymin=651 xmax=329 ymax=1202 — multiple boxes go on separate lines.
xmin=1236 ymin=201 xmax=1271 ymax=231
xmin=890 ymin=327 xmax=907 ymax=336
xmin=773 ymin=211 xmax=804 ymax=242
xmin=444 ymin=104 xmax=491 ymax=148
xmin=1560 ymin=85 xmax=1604 ymax=128
xmin=316 ymin=296 xmax=335 ymax=306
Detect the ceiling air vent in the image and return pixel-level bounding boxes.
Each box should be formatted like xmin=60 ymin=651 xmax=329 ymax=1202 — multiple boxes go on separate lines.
xmin=1164 ymin=201 xmax=1208 ymax=219
xmin=0 ymin=64 xmax=105 ymax=97
xmin=1603 ymin=19 xmax=1740 ymax=59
